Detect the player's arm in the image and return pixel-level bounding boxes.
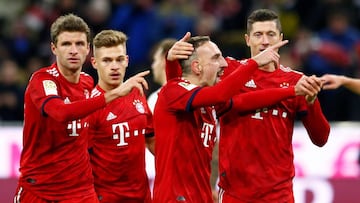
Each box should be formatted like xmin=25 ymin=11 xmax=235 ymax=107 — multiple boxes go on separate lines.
xmin=104 ymin=70 xmax=150 ymax=102
xmin=165 ymin=59 xmax=182 ymax=81
xmin=299 ymin=75 xmax=330 ymax=147
xmin=301 ymin=99 xmax=330 ymax=147
xmin=29 ymin=74 xmax=107 ymax=122
xmin=42 ymin=71 xmax=150 ymax=122
xmin=165 ymin=32 xmax=193 ymax=81
xmin=229 ymin=74 xmax=322 ymax=112
xmin=231 ymin=87 xmax=295 ymax=112
xmin=190 ymin=59 xmax=259 ymax=108
xmin=321 ymin=74 xmax=360 ymax=95
xmin=43 ymin=96 xmax=106 ymax=122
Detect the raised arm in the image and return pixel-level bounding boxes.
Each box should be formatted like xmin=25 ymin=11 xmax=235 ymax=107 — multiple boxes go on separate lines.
xmin=166 ymin=32 xmax=193 ymax=80
xmin=321 ymin=74 xmax=360 ymax=95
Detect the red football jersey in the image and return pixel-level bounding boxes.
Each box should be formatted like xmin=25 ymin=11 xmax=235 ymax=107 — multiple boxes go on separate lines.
xmin=153 ymin=78 xmax=217 ymax=203
xmin=19 ymin=63 xmax=96 ymax=200
xmin=87 ymin=86 xmax=153 ymax=202
xmin=218 ymin=60 xmax=314 ymax=202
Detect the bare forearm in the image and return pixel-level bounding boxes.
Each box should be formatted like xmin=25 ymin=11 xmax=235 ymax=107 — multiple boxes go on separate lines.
xmin=341 ymin=76 xmax=360 ymax=95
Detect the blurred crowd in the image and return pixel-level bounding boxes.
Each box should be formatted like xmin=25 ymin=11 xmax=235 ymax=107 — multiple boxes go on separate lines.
xmin=1 ymin=0 xmax=360 ymax=121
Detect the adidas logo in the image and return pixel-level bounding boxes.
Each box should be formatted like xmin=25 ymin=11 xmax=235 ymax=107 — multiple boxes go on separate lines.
xmin=64 ymin=97 xmax=71 ymax=104
xmin=245 ymin=79 xmax=257 ymax=88
xmin=106 ymin=112 xmax=117 ymax=121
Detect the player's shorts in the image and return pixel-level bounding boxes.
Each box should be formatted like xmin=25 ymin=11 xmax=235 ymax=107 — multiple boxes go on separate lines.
xmin=96 ymin=188 xmax=152 ymax=203
xmin=218 ymin=187 xmax=295 ymax=203
xmin=14 ymin=186 xmax=99 ymax=203
xmin=218 ymin=188 xmax=244 ymax=203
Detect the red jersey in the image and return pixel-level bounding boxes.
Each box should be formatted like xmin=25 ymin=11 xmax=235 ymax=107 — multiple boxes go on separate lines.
xmin=87 ymin=86 xmax=153 ymax=202
xmin=19 ymin=63 xmax=97 ymax=200
xmin=218 ymin=59 xmax=329 ymax=202
xmin=153 ymin=78 xmax=218 ymax=203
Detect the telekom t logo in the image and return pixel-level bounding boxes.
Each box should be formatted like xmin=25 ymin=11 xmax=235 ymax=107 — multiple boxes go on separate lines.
xmin=112 ymin=122 xmax=130 ymax=146
xmin=201 ymin=123 xmax=214 ymax=147
xmin=68 ymin=119 xmax=87 ymax=136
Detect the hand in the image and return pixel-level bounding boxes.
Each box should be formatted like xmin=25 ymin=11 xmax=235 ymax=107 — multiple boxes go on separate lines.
xmin=295 ymin=75 xmax=323 ymax=104
xmin=167 ymin=32 xmax=194 ymax=61
xmin=251 ymin=40 xmax=288 ymax=67
xmin=117 ymin=70 xmax=150 ymax=96
xmin=320 ymin=74 xmax=343 ymax=90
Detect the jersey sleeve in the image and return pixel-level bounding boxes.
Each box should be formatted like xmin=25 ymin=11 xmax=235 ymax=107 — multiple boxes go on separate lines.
xmin=28 ymin=73 xmax=106 ymax=122
xmin=230 ymin=87 xmax=296 ymax=113
xmin=143 ymin=95 xmax=154 ymax=137
xmin=165 ymin=59 xmax=182 ymax=81
xmin=191 ymin=59 xmax=259 ymax=108
xmin=160 ymin=79 xmax=202 ymax=112
xmin=301 ymin=98 xmax=330 ymax=146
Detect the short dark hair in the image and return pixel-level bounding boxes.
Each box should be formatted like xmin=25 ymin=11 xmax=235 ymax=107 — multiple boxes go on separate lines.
xmin=179 ymin=36 xmax=210 ymax=75
xmin=50 ymin=13 xmax=91 ymax=45
xmin=247 ymin=9 xmax=282 ymax=34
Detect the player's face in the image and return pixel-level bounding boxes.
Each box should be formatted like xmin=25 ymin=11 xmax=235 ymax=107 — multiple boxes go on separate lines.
xmin=245 ymin=21 xmax=283 ymax=57
xmin=196 ymin=41 xmax=227 ymax=86
xmin=51 ymin=31 xmax=90 ymax=73
xmin=91 ymin=44 xmax=129 ymax=91
xmin=151 ymin=47 xmax=166 ymax=85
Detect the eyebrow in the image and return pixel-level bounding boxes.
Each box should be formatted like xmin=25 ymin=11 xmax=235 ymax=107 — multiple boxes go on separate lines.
xmin=212 ymin=53 xmax=221 ymax=59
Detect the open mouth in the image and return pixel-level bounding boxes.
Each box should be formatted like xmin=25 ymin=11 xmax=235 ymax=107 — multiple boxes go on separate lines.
xmin=217 ymin=69 xmax=224 ymax=77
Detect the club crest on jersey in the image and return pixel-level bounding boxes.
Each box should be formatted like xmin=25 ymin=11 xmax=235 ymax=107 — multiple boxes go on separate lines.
xmin=280 ymin=82 xmax=290 ymax=88
xmin=42 ymin=80 xmax=58 ymax=95
xmin=133 ymin=99 xmax=145 ymax=113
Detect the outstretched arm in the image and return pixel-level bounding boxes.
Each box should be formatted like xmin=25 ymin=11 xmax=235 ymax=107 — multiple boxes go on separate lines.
xmin=231 ymin=74 xmax=323 ymax=112
xmin=321 ymin=74 xmax=360 ymax=95
xmin=43 ymin=71 xmax=150 ymax=122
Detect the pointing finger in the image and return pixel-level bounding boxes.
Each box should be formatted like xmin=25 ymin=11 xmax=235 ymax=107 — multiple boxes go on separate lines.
xmin=270 ymin=40 xmax=289 ymax=50
xmin=135 ymin=70 xmax=150 ymax=77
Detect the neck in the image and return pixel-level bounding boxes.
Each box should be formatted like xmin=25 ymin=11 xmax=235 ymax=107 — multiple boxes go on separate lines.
xmin=259 ymin=62 xmax=277 ymax=72
xmin=183 ymin=74 xmax=202 ymax=86
xmin=98 ymin=81 xmax=123 ymax=92
xmin=58 ymin=66 xmax=81 ymax=83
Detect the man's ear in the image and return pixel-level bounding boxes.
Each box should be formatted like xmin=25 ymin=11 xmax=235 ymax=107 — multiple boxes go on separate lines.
xmin=90 ymin=57 xmax=97 ymax=70
xmin=50 ymin=42 xmax=57 ymax=55
xmin=244 ymin=34 xmax=250 ymax=47
xmin=191 ymin=60 xmax=202 ymax=75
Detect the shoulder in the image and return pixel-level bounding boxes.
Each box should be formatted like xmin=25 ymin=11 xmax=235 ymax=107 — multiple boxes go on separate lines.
xmin=80 ymin=72 xmax=94 ymax=87
xmin=90 ymin=86 xmax=103 ymax=98
xmin=159 ymin=78 xmax=200 ymax=101
xmin=276 ymin=65 xmax=304 ymax=83
xmin=28 ymin=64 xmax=60 ymax=87
xmin=279 ymin=64 xmax=303 ymax=76
xmin=279 ymin=65 xmax=302 ymax=74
